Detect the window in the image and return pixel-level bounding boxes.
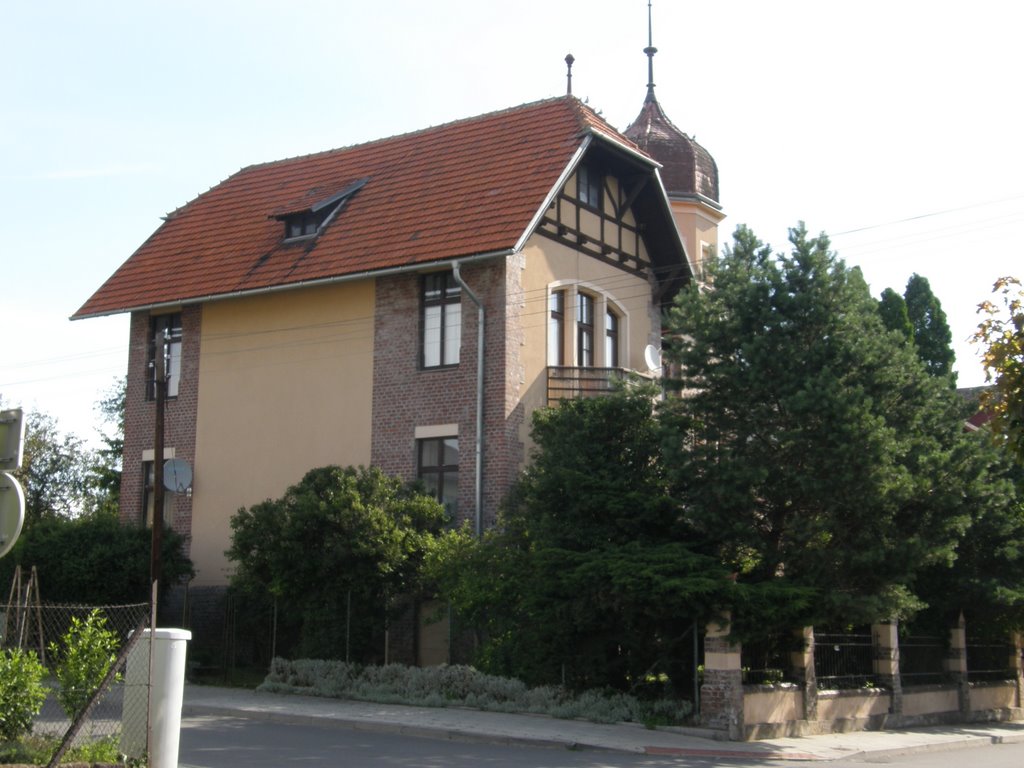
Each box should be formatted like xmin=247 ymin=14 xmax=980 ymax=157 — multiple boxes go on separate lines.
xmin=605 ymin=309 xmax=619 ymax=368
xmin=278 ymin=177 xmax=369 ymax=241
xmin=147 ymin=313 xmax=182 ymax=399
xmin=576 ymin=293 xmax=594 ymax=367
xmin=578 ymin=164 xmax=602 ymax=209
xmin=547 ymin=290 xmax=565 ymax=366
xmin=418 ymin=437 xmax=458 ymax=516
xmin=142 ymin=461 xmax=173 ymax=527
xmin=283 ymin=208 xmax=333 ymax=240
xmin=422 ymin=272 xmax=461 ymax=368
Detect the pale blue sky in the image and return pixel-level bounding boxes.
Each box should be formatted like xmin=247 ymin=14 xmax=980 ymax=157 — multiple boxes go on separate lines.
xmin=3 ymin=0 xmax=1022 ymax=444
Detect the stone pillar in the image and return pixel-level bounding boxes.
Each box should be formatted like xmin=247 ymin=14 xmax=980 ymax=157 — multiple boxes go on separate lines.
xmin=791 ymin=626 xmax=817 ymax=722
xmin=1010 ymin=631 xmax=1023 ymax=708
xmin=700 ymin=613 xmax=745 ymax=740
xmin=945 ymin=613 xmax=969 ymax=714
xmin=872 ymin=622 xmax=902 ymax=714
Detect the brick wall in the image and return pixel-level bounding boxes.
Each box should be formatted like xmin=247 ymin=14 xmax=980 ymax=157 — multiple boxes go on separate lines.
xmin=120 ymin=305 xmax=200 ymax=553
xmin=371 ymin=259 xmax=523 ymax=530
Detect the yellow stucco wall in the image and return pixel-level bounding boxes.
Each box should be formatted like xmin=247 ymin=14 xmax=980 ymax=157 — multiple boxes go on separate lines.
xmin=191 ymin=281 xmax=375 ymax=585
xmin=516 ymin=233 xmax=660 ymax=457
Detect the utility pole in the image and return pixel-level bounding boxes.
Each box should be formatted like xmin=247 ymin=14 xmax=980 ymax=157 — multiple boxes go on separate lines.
xmin=150 ymin=329 xmax=167 ymax=624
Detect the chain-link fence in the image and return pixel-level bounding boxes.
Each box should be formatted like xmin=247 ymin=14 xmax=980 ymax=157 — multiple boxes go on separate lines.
xmin=2 ymin=598 xmax=152 ymax=766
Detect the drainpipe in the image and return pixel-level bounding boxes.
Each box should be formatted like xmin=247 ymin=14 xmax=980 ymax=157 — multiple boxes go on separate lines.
xmin=452 ymin=262 xmax=484 ymax=539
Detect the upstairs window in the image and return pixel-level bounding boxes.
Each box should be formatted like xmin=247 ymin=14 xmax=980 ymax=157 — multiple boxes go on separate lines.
xmin=578 ymin=164 xmax=602 ymax=209
xmin=577 ymin=293 xmax=594 ymax=367
xmin=605 ymin=310 xmax=619 ymax=368
xmin=422 ymin=272 xmax=461 ymax=368
xmin=547 ymin=290 xmax=565 ymax=366
xmin=147 ymin=313 xmax=182 ymax=400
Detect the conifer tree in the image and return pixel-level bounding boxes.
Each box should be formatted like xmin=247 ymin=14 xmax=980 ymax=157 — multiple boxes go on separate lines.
xmin=904 ymin=273 xmax=955 ymax=379
xmin=661 ymin=224 xmax=973 ymax=629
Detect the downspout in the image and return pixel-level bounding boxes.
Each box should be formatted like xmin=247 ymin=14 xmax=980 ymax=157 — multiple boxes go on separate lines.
xmin=452 ymin=262 xmax=484 ymax=539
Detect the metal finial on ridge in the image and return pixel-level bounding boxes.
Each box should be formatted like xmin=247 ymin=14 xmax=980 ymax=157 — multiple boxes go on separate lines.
xmin=565 ymin=53 xmax=575 ymax=95
xmin=644 ymin=0 xmax=657 ymax=102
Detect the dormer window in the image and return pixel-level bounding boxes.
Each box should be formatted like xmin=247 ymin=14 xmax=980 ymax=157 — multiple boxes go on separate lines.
xmin=284 ymin=208 xmax=334 ymax=240
xmin=276 ymin=177 xmax=369 ymax=242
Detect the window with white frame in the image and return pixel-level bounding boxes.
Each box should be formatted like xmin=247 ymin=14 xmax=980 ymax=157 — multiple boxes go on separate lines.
xmin=576 ymin=293 xmax=594 ymax=367
xmin=147 ymin=313 xmax=182 ymax=400
xmin=547 ymin=290 xmax=565 ymax=366
xmin=422 ymin=272 xmax=461 ymax=368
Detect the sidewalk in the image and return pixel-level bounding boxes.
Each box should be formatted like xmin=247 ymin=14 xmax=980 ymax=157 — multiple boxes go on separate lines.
xmin=182 ymin=684 xmax=1024 ymax=761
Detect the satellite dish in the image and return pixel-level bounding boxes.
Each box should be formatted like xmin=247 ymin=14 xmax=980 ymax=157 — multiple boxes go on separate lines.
xmin=163 ymin=459 xmax=193 ymax=493
xmin=643 ymin=344 xmax=662 ymax=371
xmin=0 ymin=471 xmax=25 ymax=559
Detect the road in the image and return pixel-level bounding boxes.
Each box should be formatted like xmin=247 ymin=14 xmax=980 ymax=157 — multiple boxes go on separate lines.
xmin=179 ymin=714 xmax=1024 ymax=768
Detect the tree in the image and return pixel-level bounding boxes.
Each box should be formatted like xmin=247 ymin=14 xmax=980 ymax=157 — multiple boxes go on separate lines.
xmin=13 ymin=410 xmax=89 ymax=520
xmin=661 ymin=223 xmax=973 ymax=630
xmin=83 ymin=377 xmax=125 ymax=517
xmin=974 ymin=276 xmax=1024 ymax=463
xmin=0 ymin=514 xmax=193 ymax=604
xmin=429 ymin=387 xmax=741 ymax=692
xmin=904 ymin=273 xmax=956 ymax=379
xmin=227 ymin=465 xmax=447 ymax=661
xmin=877 ymin=287 xmax=913 ymax=342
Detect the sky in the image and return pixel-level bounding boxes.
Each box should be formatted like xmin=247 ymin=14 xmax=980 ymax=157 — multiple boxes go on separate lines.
xmin=2 ymin=0 xmax=1022 ymax=447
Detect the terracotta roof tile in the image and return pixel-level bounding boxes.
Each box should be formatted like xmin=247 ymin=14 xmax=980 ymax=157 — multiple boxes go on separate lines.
xmin=75 ymin=96 xmax=637 ymax=318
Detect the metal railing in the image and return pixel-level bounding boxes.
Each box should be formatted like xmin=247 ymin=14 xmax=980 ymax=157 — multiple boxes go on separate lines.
xmin=814 ymin=630 xmax=876 ymax=689
xmin=546 ymin=366 xmax=626 ymax=406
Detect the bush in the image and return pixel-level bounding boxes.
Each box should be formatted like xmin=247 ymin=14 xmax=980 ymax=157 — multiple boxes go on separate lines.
xmin=48 ymin=608 xmax=121 ymax=719
xmin=260 ymin=658 xmax=693 ymax=725
xmin=0 ymin=648 xmax=47 ymax=741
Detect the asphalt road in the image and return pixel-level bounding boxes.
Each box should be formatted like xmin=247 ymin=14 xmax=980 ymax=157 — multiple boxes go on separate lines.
xmin=178 ymin=714 xmax=1024 ymax=768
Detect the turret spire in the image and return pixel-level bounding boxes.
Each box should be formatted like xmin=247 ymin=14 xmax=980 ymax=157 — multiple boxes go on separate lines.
xmin=644 ymin=0 xmax=657 ymax=102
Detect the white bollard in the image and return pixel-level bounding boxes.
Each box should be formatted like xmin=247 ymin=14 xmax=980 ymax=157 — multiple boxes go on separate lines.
xmin=121 ymin=628 xmax=192 ymax=768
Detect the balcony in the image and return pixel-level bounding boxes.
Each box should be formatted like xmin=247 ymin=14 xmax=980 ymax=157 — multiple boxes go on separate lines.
xmin=546 ymin=366 xmax=628 ymax=407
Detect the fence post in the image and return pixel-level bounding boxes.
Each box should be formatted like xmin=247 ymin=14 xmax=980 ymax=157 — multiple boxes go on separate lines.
xmin=872 ymin=622 xmax=901 ymax=715
xmin=700 ymin=612 xmax=744 ymax=739
xmin=946 ymin=612 xmax=969 ymax=714
xmin=790 ymin=626 xmax=817 ymax=722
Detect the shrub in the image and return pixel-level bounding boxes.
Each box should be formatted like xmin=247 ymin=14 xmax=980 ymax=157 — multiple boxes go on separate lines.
xmin=48 ymin=608 xmax=121 ymax=719
xmin=0 ymin=648 xmax=47 ymax=741
xmin=260 ymin=658 xmax=692 ymax=725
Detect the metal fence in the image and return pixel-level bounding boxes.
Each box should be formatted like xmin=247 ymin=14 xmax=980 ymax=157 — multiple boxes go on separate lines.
xmin=2 ymin=600 xmax=151 ymax=767
xmin=898 ymin=634 xmax=948 ymax=686
xmin=814 ymin=629 xmax=875 ymax=689
xmin=966 ymin=638 xmax=1017 ymax=682
xmin=741 ymin=633 xmax=797 ymax=685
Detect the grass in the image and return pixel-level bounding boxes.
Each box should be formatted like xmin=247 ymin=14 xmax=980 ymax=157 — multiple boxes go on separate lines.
xmin=0 ymin=732 xmax=126 ymax=766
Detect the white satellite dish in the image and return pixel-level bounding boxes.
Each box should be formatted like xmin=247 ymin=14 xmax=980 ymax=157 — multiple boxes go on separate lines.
xmin=0 ymin=471 xmax=25 ymax=559
xmin=643 ymin=344 xmax=662 ymax=371
xmin=163 ymin=458 xmax=193 ymax=494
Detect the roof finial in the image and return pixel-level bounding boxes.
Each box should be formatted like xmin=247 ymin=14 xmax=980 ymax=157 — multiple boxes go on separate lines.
xmin=565 ymin=53 xmax=575 ymax=95
xmin=644 ymin=0 xmax=657 ymax=102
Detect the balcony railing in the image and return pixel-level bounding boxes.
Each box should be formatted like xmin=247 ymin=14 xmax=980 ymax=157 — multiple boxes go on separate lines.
xmin=546 ymin=366 xmax=627 ymax=407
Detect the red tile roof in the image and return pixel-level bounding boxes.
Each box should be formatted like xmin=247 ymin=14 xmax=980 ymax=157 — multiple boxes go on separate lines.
xmin=74 ymin=96 xmax=644 ymax=318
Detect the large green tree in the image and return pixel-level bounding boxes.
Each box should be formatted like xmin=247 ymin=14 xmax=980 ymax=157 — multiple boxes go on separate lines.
xmin=904 ymin=273 xmax=955 ymax=379
xmin=430 ymin=387 xmax=741 ymax=692
xmin=975 ymin=276 xmax=1024 ymax=463
xmin=227 ymin=465 xmax=447 ymax=662
xmin=661 ymin=224 xmax=974 ymax=629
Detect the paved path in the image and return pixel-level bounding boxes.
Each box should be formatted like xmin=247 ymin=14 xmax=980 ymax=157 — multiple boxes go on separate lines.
xmin=182 ymin=684 xmax=1024 ymax=761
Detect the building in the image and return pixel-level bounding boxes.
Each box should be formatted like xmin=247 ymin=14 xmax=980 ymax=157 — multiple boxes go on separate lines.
xmin=74 ymin=55 xmax=721 ymax=661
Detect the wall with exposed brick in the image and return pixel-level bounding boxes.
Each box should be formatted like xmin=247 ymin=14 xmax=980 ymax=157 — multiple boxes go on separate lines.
xmin=120 ymin=305 xmax=200 ymax=552
xmin=371 ymin=259 xmax=522 ymax=530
